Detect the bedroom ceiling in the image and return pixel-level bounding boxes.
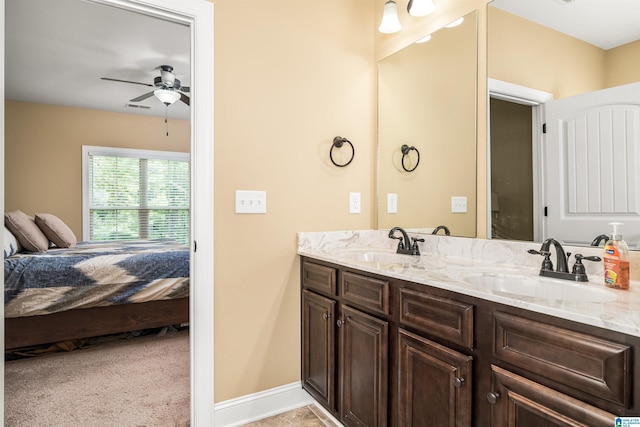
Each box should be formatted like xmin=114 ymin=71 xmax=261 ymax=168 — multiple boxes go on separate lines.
xmin=5 ymin=0 xmax=191 ymax=120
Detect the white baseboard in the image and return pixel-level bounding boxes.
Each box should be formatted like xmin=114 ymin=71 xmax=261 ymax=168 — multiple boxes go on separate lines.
xmin=214 ymin=381 xmax=315 ymax=426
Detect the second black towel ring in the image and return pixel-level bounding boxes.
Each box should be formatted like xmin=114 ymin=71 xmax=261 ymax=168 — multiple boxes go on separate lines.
xmin=401 ymin=144 xmax=420 ymax=172
xmin=330 ymin=136 xmax=355 ymax=167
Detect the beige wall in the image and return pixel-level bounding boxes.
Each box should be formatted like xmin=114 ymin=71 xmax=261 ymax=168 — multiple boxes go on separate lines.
xmin=488 ymin=7 xmax=605 ymax=100
xmin=4 ymin=100 xmax=189 ymax=238
xmin=213 ymin=0 xmax=374 ymax=401
xmin=606 ymin=40 xmax=640 ymax=88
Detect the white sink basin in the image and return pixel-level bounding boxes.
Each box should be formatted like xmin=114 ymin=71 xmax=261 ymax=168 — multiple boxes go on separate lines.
xmin=341 ymin=250 xmax=417 ymax=266
xmin=463 ymin=273 xmax=617 ymax=303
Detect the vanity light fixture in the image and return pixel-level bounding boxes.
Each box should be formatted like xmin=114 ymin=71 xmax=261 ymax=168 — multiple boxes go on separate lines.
xmin=444 ymin=17 xmax=464 ymax=28
xmin=154 ymin=88 xmax=181 ymax=105
xmin=415 ymin=34 xmax=432 ymax=43
xmin=407 ymin=0 xmax=435 ymax=17
xmin=378 ymin=1 xmax=402 ymax=34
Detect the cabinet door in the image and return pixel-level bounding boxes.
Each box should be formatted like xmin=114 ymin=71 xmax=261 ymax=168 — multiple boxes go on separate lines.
xmin=489 ymin=365 xmax=617 ymax=427
xmin=302 ymin=290 xmax=336 ymax=411
xmin=340 ymin=305 xmax=389 ymax=427
xmin=397 ymin=329 xmax=472 ymax=427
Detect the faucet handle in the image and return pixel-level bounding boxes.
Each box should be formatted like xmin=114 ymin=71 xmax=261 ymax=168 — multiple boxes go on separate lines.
xmin=528 ymin=249 xmax=553 ymax=271
xmin=571 ymin=254 xmax=601 ymax=275
xmin=410 ymin=237 xmax=424 ymax=255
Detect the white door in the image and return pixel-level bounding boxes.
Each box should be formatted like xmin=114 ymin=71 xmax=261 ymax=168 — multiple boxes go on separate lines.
xmin=544 ymin=82 xmax=640 ymax=248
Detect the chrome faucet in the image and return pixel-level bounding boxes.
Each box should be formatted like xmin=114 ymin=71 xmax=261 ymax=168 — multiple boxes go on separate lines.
xmin=432 ymin=225 xmax=450 ymax=236
xmin=528 ymin=238 xmax=600 ymax=282
xmin=388 ymin=227 xmax=424 ymax=256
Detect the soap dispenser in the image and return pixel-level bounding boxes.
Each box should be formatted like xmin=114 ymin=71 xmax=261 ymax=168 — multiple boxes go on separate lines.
xmin=604 ymin=222 xmax=630 ymax=290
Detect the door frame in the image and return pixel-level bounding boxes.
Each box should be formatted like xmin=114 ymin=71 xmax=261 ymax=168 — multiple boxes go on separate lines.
xmin=1 ymin=0 xmax=215 ymax=424
xmin=487 ymin=78 xmax=553 ymax=242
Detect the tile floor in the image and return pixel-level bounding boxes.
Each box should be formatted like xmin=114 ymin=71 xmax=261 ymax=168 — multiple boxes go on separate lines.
xmin=242 ymin=405 xmax=341 ymax=427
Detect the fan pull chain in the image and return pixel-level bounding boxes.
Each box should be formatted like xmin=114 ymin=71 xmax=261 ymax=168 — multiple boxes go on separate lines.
xmin=165 ymin=105 xmax=170 ymax=136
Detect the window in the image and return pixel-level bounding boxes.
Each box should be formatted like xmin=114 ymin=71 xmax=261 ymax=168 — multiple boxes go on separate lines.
xmin=82 ymin=146 xmax=190 ymax=245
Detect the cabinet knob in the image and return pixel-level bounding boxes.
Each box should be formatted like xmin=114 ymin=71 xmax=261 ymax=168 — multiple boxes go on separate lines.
xmin=486 ymin=392 xmax=500 ymax=404
xmin=337 ymin=319 xmax=344 ymax=327
xmin=453 ymin=377 xmax=465 ymax=388
xmin=322 ymin=312 xmax=330 ymax=320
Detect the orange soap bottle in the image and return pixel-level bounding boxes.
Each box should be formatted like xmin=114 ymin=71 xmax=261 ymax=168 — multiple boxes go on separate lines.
xmin=604 ymin=222 xmax=630 ymax=290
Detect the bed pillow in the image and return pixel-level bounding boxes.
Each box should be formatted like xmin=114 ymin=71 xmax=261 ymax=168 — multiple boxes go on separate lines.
xmin=4 ymin=210 xmax=49 ymax=252
xmin=35 ymin=213 xmax=77 ymax=248
xmin=3 ymin=226 xmax=22 ymax=259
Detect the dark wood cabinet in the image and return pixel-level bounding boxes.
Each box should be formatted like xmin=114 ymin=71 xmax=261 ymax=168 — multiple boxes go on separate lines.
xmin=489 ymin=365 xmax=617 ymax=427
xmin=301 ymin=260 xmax=390 ymax=425
xmin=302 ymin=289 xmax=336 ymax=410
xmin=339 ymin=305 xmax=389 ymax=427
xmin=300 ymin=257 xmax=639 ymax=426
xmin=397 ymin=329 xmax=472 ymax=427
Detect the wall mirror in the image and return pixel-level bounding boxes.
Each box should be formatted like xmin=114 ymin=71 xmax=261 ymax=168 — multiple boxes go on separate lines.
xmin=377 ymin=10 xmax=478 ymax=238
xmin=488 ymin=0 xmax=640 ymax=249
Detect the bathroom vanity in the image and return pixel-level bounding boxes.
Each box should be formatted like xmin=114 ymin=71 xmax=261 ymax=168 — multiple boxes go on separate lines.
xmin=298 ymin=231 xmax=640 ymax=426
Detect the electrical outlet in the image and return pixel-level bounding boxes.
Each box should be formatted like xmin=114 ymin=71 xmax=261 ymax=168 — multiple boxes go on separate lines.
xmin=387 ymin=193 xmax=398 ymax=214
xmin=349 ymin=192 xmax=361 ymax=214
xmin=451 ymin=196 xmax=467 ymax=213
xmin=236 ymin=190 xmax=267 ymax=214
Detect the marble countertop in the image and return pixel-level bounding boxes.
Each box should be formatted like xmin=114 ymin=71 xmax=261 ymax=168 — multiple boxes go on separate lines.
xmin=298 ymin=230 xmax=640 ymax=338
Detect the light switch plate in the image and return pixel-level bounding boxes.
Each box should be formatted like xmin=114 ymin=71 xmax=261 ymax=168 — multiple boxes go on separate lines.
xmin=387 ymin=193 xmax=398 ymax=214
xmin=349 ymin=192 xmax=361 ymax=214
xmin=451 ymin=196 xmax=467 ymax=213
xmin=236 ymin=190 xmax=267 ymax=214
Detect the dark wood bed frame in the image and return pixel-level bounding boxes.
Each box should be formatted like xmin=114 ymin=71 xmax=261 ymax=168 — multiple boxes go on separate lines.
xmin=5 ymin=297 xmax=189 ymax=350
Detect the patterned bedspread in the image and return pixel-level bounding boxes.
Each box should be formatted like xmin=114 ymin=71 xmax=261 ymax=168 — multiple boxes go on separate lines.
xmin=4 ymin=239 xmax=189 ymax=318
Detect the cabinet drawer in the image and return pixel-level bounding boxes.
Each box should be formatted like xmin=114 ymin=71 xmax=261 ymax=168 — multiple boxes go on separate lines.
xmin=340 ymin=272 xmax=390 ymax=316
xmin=302 ymin=261 xmax=337 ymax=295
xmin=493 ymin=312 xmax=631 ymax=407
xmin=398 ymin=287 xmax=474 ymax=349
xmin=490 ymin=365 xmax=617 ymax=427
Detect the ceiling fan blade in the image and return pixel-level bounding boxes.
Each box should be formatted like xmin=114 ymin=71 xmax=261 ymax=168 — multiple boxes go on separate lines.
xmin=130 ymin=91 xmax=155 ymax=103
xmin=180 ymin=93 xmax=190 ymax=106
xmin=180 ymin=86 xmax=190 ymax=93
xmin=101 ymin=77 xmax=153 ymax=87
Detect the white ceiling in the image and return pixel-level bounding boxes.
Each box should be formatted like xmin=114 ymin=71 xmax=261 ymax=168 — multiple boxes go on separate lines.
xmin=5 ymin=0 xmax=191 ymax=120
xmin=490 ymin=0 xmax=640 ymax=50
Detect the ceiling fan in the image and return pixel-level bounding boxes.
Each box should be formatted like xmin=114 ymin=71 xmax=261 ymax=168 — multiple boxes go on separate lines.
xmin=101 ymin=65 xmax=190 ymax=106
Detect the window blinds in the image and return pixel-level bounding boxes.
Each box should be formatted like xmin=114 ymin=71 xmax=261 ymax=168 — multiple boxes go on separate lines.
xmin=86 ymin=149 xmax=190 ymax=245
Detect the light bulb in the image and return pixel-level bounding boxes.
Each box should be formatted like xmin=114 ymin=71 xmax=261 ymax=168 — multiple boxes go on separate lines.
xmin=378 ymin=1 xmax=402 ymax=34
xmin=407 ymin=0 xmax=435 ymax=17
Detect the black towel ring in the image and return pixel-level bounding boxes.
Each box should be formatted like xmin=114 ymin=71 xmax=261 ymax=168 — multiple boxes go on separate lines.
xmin=401 ymin=144 xmax=420 ymax=172
xmin=330 ymin=136 xmax=355 ymax=167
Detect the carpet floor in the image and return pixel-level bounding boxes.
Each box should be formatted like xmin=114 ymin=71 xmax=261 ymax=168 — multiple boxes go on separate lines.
xmin=4 ymin=330 xmax=190 ymax=427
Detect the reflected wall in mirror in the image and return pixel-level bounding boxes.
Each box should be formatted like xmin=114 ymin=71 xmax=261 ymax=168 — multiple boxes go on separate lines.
xmin=488 ymin=0 xmax=640 ymax=249
xmin=377 ymin=11 xmax=477 ymax=238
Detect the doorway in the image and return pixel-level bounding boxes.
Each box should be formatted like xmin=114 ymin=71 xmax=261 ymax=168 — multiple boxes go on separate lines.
xmin=489 ymin=98 xmax=534 ymax=241
xmin=1 ymin=0 xmax=214 ymax=423
xmin=487 ymin=79 xmax=553 ymax=243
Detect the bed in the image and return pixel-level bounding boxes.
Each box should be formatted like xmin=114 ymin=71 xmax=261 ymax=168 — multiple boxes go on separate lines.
xmin=4 ymin=238 xmax=189 ymax=350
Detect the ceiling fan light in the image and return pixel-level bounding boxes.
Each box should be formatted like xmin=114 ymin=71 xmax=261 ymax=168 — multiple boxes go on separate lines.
xmin=407 ymin=0 xmax=435 ymax=17
xmin=378 ymin=1 xmax=402 ymax=34
xmin=154 ymin=89 xmax=181 ymax=105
